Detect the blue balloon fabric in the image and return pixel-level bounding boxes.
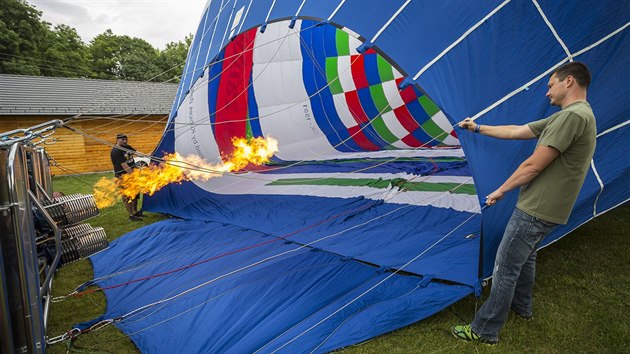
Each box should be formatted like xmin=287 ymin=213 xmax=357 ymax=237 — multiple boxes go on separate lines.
xmin=85 ymin=1 xmax=629 ymax=352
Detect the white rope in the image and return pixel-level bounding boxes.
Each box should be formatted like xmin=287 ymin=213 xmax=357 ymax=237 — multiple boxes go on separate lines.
xmin=182 ymin=2 xmax=213 ymax=95
xmin=120 ymin=260 xmax=347 ymax=336
xmin=471 ymin=22 xmax=629 ymax=121
xmin=192 ymin=4 xmax=212 ymax=78
xmin=115 ymin=202 xmax=416 ymax=322
xmin=597 ymin=119 xmax=629 ymax=138
xmin=74 ymin=166 xmax=470 ymax=297
xmin=66 ymin=123 xmax=471 ymax=227
xmin=327 ymin=0 xmax=346 ymax=21
xmin=173 ymin=22 xmax=456 ymax=164
xmin=571 ymin=22 xmax=629 ymax=58
xmin=269 ymin=206 xmax=485 ymax=353
xmin=265 ymin=0 xmax=277 ymax=24
xmin=218 ymin=0 xmax=239 ymax=57
xmin=60 ymin=21 xmax=465 ymax=199
xmin=101 ymin=181 xmax=477 ymax=334
xmin=194 ymin=0 xmax=245 ymax=84
xmin=412 ymin=0 xmax=512 ymax=81
xmin=257 ymin=280 xmax=423 ymax=354
xmin=65 ymin=60 xmax=459 ymax=186
xmin=369 ymin=0 xmax=411 ymax=44
xmin=183 ymin=0 xmax=232 ymax=96
xmin=173 ymin=25 xmax=293 ymax=140
xmin=531 ymin=0 xmax=572 ymax=60
xmin=294 ymin=0 xmax=307 ymax=17
xmin=589 ymin=160 xmax=604 ymax=217
xmin=202 ymin=0 xmax=224 ymax=66
xmin=470 ymin=57 xmax=568 ymax=121
xmin=237 ymin=0 xmax=255 ymax=34
xmin=68 ymin=115 xmax=168 ymax=138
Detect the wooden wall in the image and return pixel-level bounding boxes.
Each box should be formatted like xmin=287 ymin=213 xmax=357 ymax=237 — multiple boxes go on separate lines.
xmin=1 ymin=115 xmax=167 ymax=175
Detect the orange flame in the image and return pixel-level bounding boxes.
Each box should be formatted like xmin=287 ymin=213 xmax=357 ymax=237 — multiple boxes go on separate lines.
xmin=93 ymin=177 xmax=118 ymax=209
xmin=93 ymin=136 xmax=278 ymax=208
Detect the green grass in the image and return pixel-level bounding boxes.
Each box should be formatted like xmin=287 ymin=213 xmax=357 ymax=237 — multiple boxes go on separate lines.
xmin=48 ymin=172 xmax=165 ymax=354
xmin=47 ymin=172 xmax=629 ymax=353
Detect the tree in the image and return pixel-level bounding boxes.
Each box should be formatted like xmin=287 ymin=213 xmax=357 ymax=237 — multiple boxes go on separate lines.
xmin=156 ymin=34 xmax=192 ymax=83
xmin=0 ymin=0 xmax=190 ymax=82
xmin=0 ymin=0 xmax=90 ymax=77
xmin=89 ymin=30 xmax=161 ymax=81
xmin=89 ymin=29 xmax=118 ymax=79
xmin=41 ymin=24 xmax=90 ymax=77
xmin=0 ymin=0 xmax=49 ymax=75
xmin=118 ymin=36 xmax=161 ymax=81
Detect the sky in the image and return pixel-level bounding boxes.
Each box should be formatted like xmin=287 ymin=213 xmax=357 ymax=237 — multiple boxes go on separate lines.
xmin=28 ymin=0 xmax=208 ymax=49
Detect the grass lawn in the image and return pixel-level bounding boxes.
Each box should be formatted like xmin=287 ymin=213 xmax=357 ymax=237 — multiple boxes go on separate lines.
xmin=47 ymin=172 xmax=629 ymax=353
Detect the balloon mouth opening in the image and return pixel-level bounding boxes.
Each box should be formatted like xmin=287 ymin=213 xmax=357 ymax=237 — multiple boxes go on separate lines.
xmin=173 ymin=18 xmax=461 ymax=170
xmin=253 ymin=19 xmax=460 ymax=149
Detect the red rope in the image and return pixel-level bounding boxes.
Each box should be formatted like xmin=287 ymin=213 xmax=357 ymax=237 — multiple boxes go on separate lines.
xmin=73 ymin=201 xmax=377 ymax=297
xmin=73 ymin=155 xmax=441 ymax=298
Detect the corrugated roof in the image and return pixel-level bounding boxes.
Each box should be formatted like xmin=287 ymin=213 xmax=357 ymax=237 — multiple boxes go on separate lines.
xmin=0 ymin=74 xmax=178 ymax=115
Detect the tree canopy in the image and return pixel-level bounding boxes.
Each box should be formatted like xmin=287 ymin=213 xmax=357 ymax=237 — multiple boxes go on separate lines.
xmin=0 ymin=0 xmax=190 ymax=82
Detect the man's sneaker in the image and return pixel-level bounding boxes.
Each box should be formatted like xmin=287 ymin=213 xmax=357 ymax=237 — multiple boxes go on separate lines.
xmin=134 ymin=211 xmax=147 ymax=218
xmin=129 ymin=215 xmax=142 ymax=222
xmin=451 ymin=325 xmax=498 ymax=346
xmin=511 ymin=308 xmax=534 ymax=321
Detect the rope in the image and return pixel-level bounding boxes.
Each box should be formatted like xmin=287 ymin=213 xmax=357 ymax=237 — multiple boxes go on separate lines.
xmin=69 ymin=202 xmax=369 ymax=298
xmin=268 ymin=205 xmax=488 ymax=353
xmin=45 ymin=11 xmax=630 ymax=352
xmin=48 ymin=160 xmax=102 ymax=187
xmin=65 ymin=115 xmax=168 ymax=138
xmin=118 ymin=260 xmax=359 ymax=336
xmin=46 ymin=18 xmax=480 ymax=346
xmin=62 ymin=120 xmax=457 ymax=185
xmin=48 ymin=103 xmax=474 ymax=344
xmin=55 ymin=21 xmax=327 ymax=144
xmin=173 ymin=25 xmax=282 ymax=140
xmin=56 ymin=152 xmax=447 ymax=300
xmin=157 ymin=23 xmax=458 ymax=183
xmin=0 ymin=52 xmax=97 ymax=77
xmin=58 ymin=159 xmax=447 ymax=293
xmin=258 ymin=280 xmax=426 ymax=354
xmin=45 ymin=18 xmax=444 ymax=167
xmin=48 ymin=176 xmax=477 ymax=344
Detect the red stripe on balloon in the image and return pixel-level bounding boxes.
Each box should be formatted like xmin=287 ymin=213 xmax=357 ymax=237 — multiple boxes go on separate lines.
xmin=214 ymin=28 xmax=257 ymax=157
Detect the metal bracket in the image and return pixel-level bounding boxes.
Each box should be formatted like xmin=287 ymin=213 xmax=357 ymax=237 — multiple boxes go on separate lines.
xmin=0 ymin=203 xmax=17 ymax=216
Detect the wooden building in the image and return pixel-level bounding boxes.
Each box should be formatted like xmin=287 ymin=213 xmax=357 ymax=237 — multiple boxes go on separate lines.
xmin=0 ymin=74 xmax=177 ymax=175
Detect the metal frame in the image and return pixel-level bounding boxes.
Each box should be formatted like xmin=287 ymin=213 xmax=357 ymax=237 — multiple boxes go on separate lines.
xmin=1 ymin=120 xmax=108 ymax=353
xmin=0 ymin=143 xmax=47 ymax=353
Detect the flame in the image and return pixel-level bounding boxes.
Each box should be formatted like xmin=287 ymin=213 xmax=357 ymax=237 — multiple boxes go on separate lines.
xmin=93 ymin=136 xmax=278 ymax=208
xmin=93 ymin=177 xmax=118 ymax=209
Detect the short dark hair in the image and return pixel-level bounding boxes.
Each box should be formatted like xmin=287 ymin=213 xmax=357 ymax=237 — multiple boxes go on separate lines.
xmin=552 ymin=61 xmax=591 ymax=89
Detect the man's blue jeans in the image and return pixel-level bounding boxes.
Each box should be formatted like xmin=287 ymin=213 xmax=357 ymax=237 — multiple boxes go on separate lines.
xmin=471 ymin=208 xmax=557 ymax=342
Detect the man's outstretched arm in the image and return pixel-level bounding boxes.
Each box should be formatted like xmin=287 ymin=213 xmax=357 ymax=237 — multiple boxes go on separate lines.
xmin=459 ymin=118 xmax=536 ymax=140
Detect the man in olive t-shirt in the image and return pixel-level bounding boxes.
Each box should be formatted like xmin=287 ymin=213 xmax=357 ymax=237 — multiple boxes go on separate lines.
xmin=451 ymin=62 xmax=596 ymax=345
xmin=517 ymin=101 xmax=596 ymax=224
